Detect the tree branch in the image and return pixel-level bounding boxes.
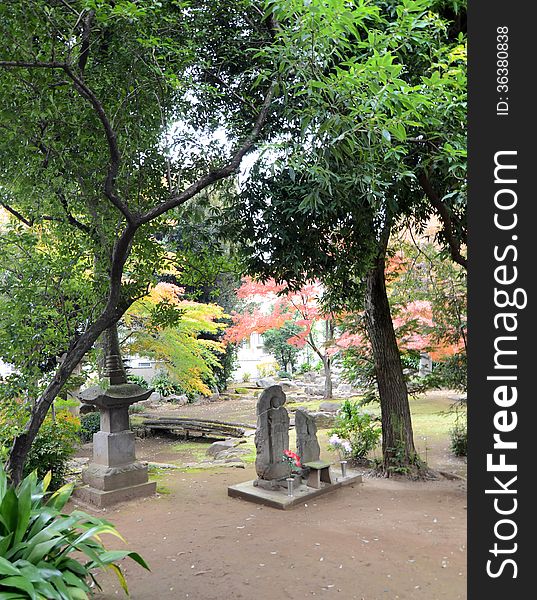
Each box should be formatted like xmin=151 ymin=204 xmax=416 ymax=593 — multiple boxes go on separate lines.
xmin=418 ymin=171 xmax=467 ymax=270
xmin=0 ymin=59 xmax=134 ymax=224
xmin=63 ymin=66 xmax=134 ymax=224
xmin=57 ymin=191 xmax=93 ymax=235
xmin=0 ymin=60 xmax=68 ymax=69
xmin=137 ymin=82 xmax=276 ymax=225
xmin=205 ymin=71 xmax=258 ymax=113
xmin=77 ymin=10 xmax=95 ymax=74
xmin=0 ymin=201 xmax=33 ymax=227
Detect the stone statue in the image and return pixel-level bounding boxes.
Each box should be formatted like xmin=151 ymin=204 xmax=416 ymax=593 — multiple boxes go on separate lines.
xmin=295 ymin=408 xmax=321 ymax=464
xmin=255 ymin=385 xmax=290 ymax=481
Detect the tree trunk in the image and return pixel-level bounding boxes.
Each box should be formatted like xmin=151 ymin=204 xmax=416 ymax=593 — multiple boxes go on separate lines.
xmin=323 ymin=355 xmax=332 ymax=399
xmin=5 ymin=307 xmax=128 ymax=485
xmin=323 ymin=319 xmax=335 ymax=399
xmin=364 ymin=251 xmax=418 ymax=472
xmin=6 ymin=221 xmax=139 ymax=485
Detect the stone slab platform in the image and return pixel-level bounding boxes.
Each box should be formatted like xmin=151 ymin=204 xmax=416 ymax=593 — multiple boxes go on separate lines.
xmin=73 ymin=480 xmax=156 ymax=508
xmin=228 ymin=470 xmax=362 ymax=510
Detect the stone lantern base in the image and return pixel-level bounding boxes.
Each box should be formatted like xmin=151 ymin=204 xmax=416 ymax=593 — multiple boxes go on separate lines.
xmin=76 ymin=467 xmax=156 ymax=507
xmin=74 ymin=383 xmax=156 ymax=507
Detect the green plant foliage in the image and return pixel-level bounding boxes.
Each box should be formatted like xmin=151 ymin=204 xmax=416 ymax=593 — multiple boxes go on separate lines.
xmin=329 ymin=400 xmax=381 ymax=459
xmin=297 ymin=362 xmax=314 ymax=375
xmin=0 ymin=0 xmax=278 ymax=481
xmin=262 ymin=321 xmax=303 ymax=373
xmin=383 ymin=439 xmax=424 ymax=475
xmin=449 ymin=420 xmax=467 ymax=457
xmin=26 ymin=412 xmax=80 ymax=490
xmin=433 ymin=352 xmax=467 ymax=392
xmin=150 ymin=371 xmax=184 ymax=399
xmin=0 ymin=227 xmax=96 ymax=394
xmin=126 ymin=374 xmax=149 ymax=388
xmin=0 ymin=464 xmax=149 ymax=598
xmin=340 ymin=347 xmax=377 ymax=404
xmin=211 ymin=342 xmax=238 ymax=393
xmin=79 ymin=412 xmax=101 ymax=444
xmin=124 ymin=283 xmax=229 ymax=397
xmin=225 ymin=0 xmax=466 ymax=310
xmin=277 ymin=370 xmax=292 ymax=379
xmin=1 ymin=403 xmax=80 ymax=490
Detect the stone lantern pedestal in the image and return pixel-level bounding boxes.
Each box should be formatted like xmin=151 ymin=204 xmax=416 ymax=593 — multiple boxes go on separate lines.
xmin=74 ymin=383 xmax=156 ymax=507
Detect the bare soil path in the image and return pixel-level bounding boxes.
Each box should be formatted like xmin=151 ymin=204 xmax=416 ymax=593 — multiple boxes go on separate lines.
xmin=73 ymin=391 xmax=466 ymax=600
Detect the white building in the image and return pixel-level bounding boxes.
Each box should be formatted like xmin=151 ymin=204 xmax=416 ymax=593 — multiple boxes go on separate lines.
xmin=233 ymin=332 xmax=276 ymax=382
xmin=123 ymin=355 xmax=158 ymax=383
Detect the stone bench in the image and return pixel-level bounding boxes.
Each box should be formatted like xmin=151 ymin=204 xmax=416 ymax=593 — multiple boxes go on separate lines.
xmin=304 ymin=460 xmax=334 ymax=489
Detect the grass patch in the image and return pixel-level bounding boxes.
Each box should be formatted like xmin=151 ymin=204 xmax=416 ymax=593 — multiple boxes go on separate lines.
xmin=409 ymin=394 xmax=464 ymax=439
xmin=172 ymin=439 xmax=212 ymax=461
xmin=285 ymin=399 xmax=323 ymax=411
xmin=148 ymin=465 xmax=170 ymax=479
xmin=237 ymin=438 xmax=256 ymax=463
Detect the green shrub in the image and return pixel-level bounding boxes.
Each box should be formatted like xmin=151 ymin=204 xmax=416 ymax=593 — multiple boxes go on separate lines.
xmin=297 ymin=362 xmax=313 ymax=374
xmin=0 ymin=398 xmax=25 ymax=463
xmin=450 ymin=421 xmax=467 ymax=457
xmin=400 ymin=350 xmax=420 ymax=372
xmin=127 ymin=373 xmax=148 ymax=387
xmin=340 ymin=349 xmax=377 ymax=402
xmin=277 ymin=370 xmax=292 ymax=379
xmin=434 ymin=352 xmax=467 ymax=392
xmin=150 ymin=370 xmax=183 ymax=397
xmin=79 ymin=411 xmax=101 ymax=444
xmin=0 ymin=401 xmax=80 ymax=490
xmin=26 ymin=411 xmax=80 ymax=490
xmin=0 ymin=464 xmax=149 ymax=598
xmin=329 ymin=400 xmax=381 ymax=459
xmin=212 ymin=343 xmax=238 ymax=392
xmin=241 ymin=371 xmax=251 ymax=383
xmin=54 ymin=397 xmax=80 ymax=411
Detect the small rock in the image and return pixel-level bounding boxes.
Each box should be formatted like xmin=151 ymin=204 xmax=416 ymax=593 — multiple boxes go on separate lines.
xmin=206 ymin=440 xmax=236 ymax=457
xmin=256 ymin=377 xmax=277 ymax=388
xmin=165 ymin=393 xmax=188 ymax=405
xmin=280 ymin=380 xmax=299 ymax=390
xmin=309 ymin=412 xmax=337 ymax=429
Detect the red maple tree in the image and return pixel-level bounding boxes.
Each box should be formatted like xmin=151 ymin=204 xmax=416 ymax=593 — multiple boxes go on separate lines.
xmin=225 ymin=278 xmax=338 ymax=397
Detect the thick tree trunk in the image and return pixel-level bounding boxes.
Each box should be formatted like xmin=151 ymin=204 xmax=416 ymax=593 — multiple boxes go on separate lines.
xmin=8 ymin=321 xmax=131 ymax=486
xmin=6 ymin=310 xmax=123 ymax=485
xmin=364 ymin=252 xmax=418 ymax=472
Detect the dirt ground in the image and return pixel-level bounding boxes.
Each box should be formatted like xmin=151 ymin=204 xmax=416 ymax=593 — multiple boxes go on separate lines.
xmin=73 ymin=392 xmax=467 ymax=600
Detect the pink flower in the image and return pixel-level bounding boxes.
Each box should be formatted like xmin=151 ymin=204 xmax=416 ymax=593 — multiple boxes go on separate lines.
xmin=284 ymin=449 xmax=302 ymax=467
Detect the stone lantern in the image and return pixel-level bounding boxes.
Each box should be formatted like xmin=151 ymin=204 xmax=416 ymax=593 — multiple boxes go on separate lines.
xmin=75 ymin=352 xmax=156 ymax=507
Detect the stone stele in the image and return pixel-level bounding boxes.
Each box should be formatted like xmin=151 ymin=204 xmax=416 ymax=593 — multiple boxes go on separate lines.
xmin=255 ymin=385 xmax=290 ymax=481
xmin=295 ymin=408 xmax=321 ymax=464
xmin=74 ymin=382 xmax=156 ymax=507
